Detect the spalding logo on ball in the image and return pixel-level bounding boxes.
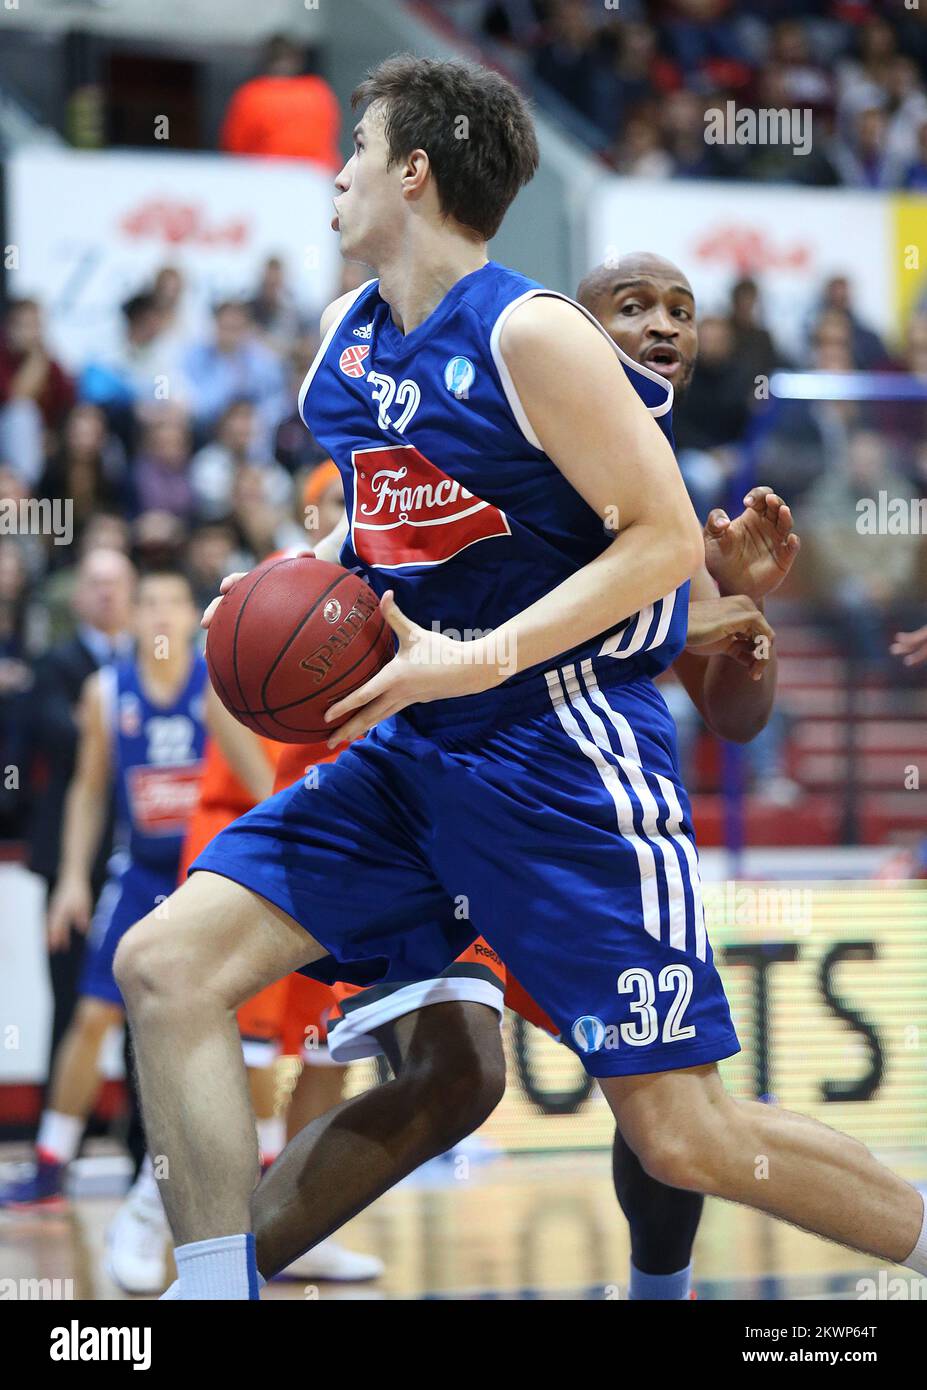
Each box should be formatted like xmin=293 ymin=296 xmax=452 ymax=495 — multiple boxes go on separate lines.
xmin=205 ymin=554 xmax=394 ymax=744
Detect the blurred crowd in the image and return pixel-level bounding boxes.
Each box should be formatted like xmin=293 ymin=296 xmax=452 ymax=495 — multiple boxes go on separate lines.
xmin=0 ymin=254 xmax=363 ymax=850
xmin=673 ymin=270 xmax=927 ymax=662
xmin=460 ymin=0 xmax=927 ymax=186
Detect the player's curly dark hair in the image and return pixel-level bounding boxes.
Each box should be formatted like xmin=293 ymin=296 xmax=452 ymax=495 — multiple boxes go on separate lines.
xmin=351 ymin=53 xmax=539 ymax=241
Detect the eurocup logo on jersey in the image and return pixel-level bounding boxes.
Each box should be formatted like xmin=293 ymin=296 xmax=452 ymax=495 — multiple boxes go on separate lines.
xmin=351 ymin=443 xmax=510 ymax=569
xmin=571 ymin=1015 xmax=607 ymax=1054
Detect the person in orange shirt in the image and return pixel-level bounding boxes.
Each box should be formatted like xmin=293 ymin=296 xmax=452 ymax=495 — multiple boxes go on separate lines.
xmin=220 ymin=34 xmax=341 ymax=171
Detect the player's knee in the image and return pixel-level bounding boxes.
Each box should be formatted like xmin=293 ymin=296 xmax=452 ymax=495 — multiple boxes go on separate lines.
xmin=404 ymin=1036 xmax=505 ymax=1146
xmin=113 ymin=915 xmax=184 ymax=1012
xmin=633 ymin=1124 xmax=711 ymax=1193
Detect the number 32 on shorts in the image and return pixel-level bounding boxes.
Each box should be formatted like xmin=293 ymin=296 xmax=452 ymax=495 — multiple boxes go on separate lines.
xmin=619 ymin=965 xmax=696 ymax=1047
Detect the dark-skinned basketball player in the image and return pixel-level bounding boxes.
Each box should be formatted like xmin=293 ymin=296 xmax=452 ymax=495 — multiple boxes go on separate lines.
xmin=121 ymin=59 xmax=927 ymax=1300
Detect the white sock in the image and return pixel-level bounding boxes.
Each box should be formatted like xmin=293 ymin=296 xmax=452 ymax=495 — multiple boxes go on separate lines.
xmin=256 ymin=1116 xmax=286 ymax=1165
xmin=904 ymin=1192 xmax=927 ymax=1276
xmin=160 ymin=1270 xmax=266 ymax=1301
xmin=175 ymin=1233 xmax=260 ymax=1300
xmin=36 ymin=1111 xmax=83 ymax=1165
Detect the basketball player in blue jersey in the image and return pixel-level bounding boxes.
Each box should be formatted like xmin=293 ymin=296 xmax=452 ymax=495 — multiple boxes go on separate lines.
xmin=0 ymin=571 xmax=206 ymax=1286
xmin=116 ymin=57 xmax=927 ymax=1299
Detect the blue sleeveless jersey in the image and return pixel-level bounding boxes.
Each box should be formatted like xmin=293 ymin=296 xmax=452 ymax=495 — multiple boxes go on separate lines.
xmin=299 ymin=260 xmax=688 ymax=733
xmin=101 ymin=653 xmax=208 ymax=871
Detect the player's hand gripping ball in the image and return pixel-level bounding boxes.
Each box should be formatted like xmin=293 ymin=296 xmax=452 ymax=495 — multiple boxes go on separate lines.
xmin=205 ymin=554 xmax=394 ymax=744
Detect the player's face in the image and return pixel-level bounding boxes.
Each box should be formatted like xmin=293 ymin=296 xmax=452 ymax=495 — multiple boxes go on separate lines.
xmin=596 ymin=275 xmax=698 ymax=394
xmin=134 ymin=578 xmax=198 ymax=657
xmin=332 ymin=105 xmax=404 ymax=263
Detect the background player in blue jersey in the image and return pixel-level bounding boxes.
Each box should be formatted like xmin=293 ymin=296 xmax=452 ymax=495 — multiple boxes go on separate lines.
xmin=0 ymin=570 xmax=206 ymax=1287
xmin=115 ymin=56 xmax=927 ymax=1299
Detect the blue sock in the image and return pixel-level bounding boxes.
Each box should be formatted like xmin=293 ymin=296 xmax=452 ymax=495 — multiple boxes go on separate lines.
xmin=629 ymin=1261 xmax=692 ymax=1300
xmin=175 ymin=1233 xmax=261 ymax=1300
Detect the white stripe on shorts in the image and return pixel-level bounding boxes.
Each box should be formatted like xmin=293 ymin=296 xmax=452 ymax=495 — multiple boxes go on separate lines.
xmin=546 ymin=667 xmax=663 ymax=945
xmin=581 ymin=661 xmax=706 ymax=961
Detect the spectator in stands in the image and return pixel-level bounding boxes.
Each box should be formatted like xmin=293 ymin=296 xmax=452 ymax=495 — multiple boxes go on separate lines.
xmin=131 ymin=510 xmax=189 ymax=573
xmin=729 ymin=277 xmax=786 ymax=383
xmin=673 ymin=313 xmax=753 ymax=519
xmin=150 ymin=264 xmax=204 ymax=355
xmin=0 ymin=299 xmax=75 ymax=434
xmin=662 ymin=88 xmax=732 ymax=180
xmin=39 ymin=405 xmax=127 ymax=562
xmin=767 ymin=18 xmax=835 ymax=113
xmin=131 ymin=412 xmax=195 ymax=523
xmin=248 ymin=256 xmax=306 ymax=354
xmin=656 ymin=0 xmax=749 ymax=76
xmin=0 ymin=299 xmax=75 ymax=487
xmin=220 ymin=33 xmax=341 ymax=170
xmin=803 ymin=428 xmax=923 ymax=667
xmin=274 ymin=337 xmax=331 ymax=477
xmin=833 ymin=102 xmax=893 ymax=189
xmin=185 ymin=521 xmax=239 ymax=616
xmin=228 ymin=462 xmax=288 ymax=567
xmin=589 ymin=19 xmax=670 ymax=142
xmin=675 ymin=313 xmax=753 ymax=451
xmin=79 ymin=292 xmax=186 ymax=450
xmin=610 ymin=104 xmax=675 ymax=177
xmin=836 ymin=15 xmax=899 ymax=126
xmin=817 ymin=277 xmax=890 ymax=370
xmin=27 ymin=546 xmax=134 ymax=1066
xmin=190 ymin=398 xmax=291 ymax=522
xmin=532 ymin=0 xmax=601 ymax=129
xmin=881 ymin=56 xmax=927 ymax=184
xmin=902 ymin=119 xmax=927 ymax=192
xmin=0 ymin=539 xmax=38 ymax=845
xmin=183 ymin=301 xmax=288 ymax=456
xmin=481 ymin=0 xmax=548 ymax=47
xmin=37 ymin=513 xmax=131 ymax=648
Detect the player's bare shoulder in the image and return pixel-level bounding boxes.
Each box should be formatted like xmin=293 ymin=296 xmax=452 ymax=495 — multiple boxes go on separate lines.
xmin=498 ymin=293 xmax=601 ymax=364
xmin=320 ymin=288 xmax=367 ymax=338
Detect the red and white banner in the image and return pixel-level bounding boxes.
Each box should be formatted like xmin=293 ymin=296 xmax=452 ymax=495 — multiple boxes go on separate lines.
xmin=7 ymin=148 xmax=342 ymax=369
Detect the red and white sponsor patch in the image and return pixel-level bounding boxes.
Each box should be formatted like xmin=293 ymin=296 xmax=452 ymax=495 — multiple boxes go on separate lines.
xmin=127 ymin=764 xmax=203 ymax=836
xmin=351 ymin=444 xmax=510 ymax=569
xmin=339 ymin=344 xmax=370 ymax=378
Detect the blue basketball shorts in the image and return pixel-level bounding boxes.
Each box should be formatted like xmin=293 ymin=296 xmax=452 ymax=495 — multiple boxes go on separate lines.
xmin=192 ymin=660 xmax=740 ymax=1078
xmin=80 ymin=853 xmax=176 ymax=1008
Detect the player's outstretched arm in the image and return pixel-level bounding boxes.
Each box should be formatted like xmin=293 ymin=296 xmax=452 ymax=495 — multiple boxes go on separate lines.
xmin=673 ymin=570 xmax=777 ymax=743
xmin=47 ymin=673 xmax=111 ymax=951
xmin=704 ymin=486 xmax=800 ymax=603
xmin=672 ymin=486 xmax=799 ymax=742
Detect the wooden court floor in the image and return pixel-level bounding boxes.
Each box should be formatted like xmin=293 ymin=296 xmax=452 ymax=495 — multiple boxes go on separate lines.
xmin=2 ymin=1148 xmax=926 ymax=1301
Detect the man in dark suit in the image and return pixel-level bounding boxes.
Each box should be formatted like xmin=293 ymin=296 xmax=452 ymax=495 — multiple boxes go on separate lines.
xmin=28 ymin=547 xmax=135 ymax=1063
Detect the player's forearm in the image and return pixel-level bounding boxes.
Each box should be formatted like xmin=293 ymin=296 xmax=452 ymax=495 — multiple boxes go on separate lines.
xmin=58 ymin=778 xmax=105 ymax=883
xmin=679 ymin=645 xmax=778 ymax=743
xmin=473 ymin=518 xmax=702 ymax=687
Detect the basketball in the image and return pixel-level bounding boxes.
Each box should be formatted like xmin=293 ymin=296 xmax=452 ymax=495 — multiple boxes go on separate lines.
xmin=205 ymin=554 xmax=394 ymax=744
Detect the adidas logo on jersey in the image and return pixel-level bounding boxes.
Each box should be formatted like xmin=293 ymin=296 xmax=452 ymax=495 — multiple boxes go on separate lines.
xmin=353 ymin=323 xmax=373 ymax=340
